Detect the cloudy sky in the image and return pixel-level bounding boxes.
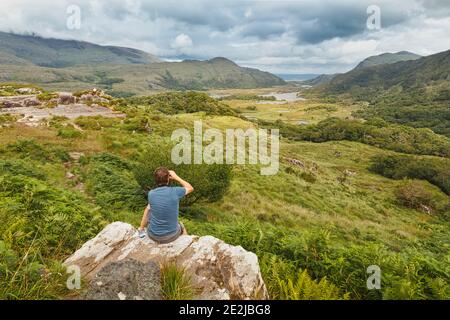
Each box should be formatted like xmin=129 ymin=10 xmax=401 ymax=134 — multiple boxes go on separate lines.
xmin=1 ymin=0 xmax=450 ymax=74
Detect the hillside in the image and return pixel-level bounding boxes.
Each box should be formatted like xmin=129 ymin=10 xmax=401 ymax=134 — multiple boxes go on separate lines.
xmin=144 ymin=57 xmax=286 ymax=91
xmin=323 ymin=49 xmax=450 ymax=136
xmin=0 ymin=32 xmax=285 ymax=93
xmin=0 ymin=32 xmax=161 ymax=67
xmin=305 ymin=51 xmax=422 ymax=87
xmin=304 ymin=73 xmax=338 ymax=86
xmin=0 ymin=58 xmax=285 ymax=95
xmin=326 ymin=49 xmax=450 ymax=94
xmin=354 ymin=51 xmax=422 ymax=70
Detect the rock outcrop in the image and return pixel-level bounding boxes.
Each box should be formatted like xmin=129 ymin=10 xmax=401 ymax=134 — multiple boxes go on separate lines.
xmin=0 ymin=95 xmax=39 ymax=108
xmin=58 ymin=92 xmax=77 ymax=105
xmin=85 ymin=259 xmax=162 ymax=300
xmin=0 ymin=89 xmax=112 ymax=110
xmin=64 ymin=222 xmax=269 ymax=300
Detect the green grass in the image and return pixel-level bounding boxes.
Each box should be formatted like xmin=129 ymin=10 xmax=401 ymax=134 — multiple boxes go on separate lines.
xmin=37 ymin=92 xmax=58 ymax=102
xmin=227 ymin=97 xmax=360 ymax=125
xmin=0 ymin=240 xmax=69 ymax=300
xmin=0 ymin=83 xmax=42 ymax=96
xmin=161 ymin=263 xmax=195 ymax=300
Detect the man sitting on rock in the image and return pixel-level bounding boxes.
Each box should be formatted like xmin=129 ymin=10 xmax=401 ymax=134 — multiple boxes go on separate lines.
xmin=138 ymin=167 xmax=194 ymax=244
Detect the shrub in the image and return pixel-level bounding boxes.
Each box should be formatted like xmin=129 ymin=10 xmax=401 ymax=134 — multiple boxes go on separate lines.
xmin=7 ymin=139 xmax=48 ymax=160
xmin=0 ymin=159 xmax=46 ymax=180
xmin=120 ymin=116 xmax=152 ymax=133
xmin=57 ymin=126 xmax=84 ymax=139
xmin=395 ymin=180 xmax=433 ymax=210
xmin=124 ymin=91 xmax=237 ymax=116
xmin=89 ymin=153 xmax=132 ymax=170
xmin=261 ymin=117 xmax=450 ymax=158
xmin=82 ymin=153 xmax=146 ymax=212
xmin=0 ymin=114 xmax=18 ymax=124
xmin=46 ymin=116 xmax=69 ymax=129
xmin=133 ymin=139 xmax=232 ymax=206
xmin=300 ymin=172 xmax=317 ymax=184
xmin=6 ymin=139 xmax=69 ymax=162
xmin=369 ymin=154 xmax=450 ymax=195
xmin=352 ymin=86 xmax=450 ymax=137
xmin=106 ymin=90 xmax=135 ymax=98
xmin=37 ymin=92 xmax=58 ymax=102
xmin=284 ymin=166 xmax=316 ymax=183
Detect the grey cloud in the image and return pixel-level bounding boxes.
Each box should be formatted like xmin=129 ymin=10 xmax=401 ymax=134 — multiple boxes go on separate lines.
xmin=138 ymin=0 xmax=239 ymax=31
xmin=0 ymin=0 xmax=449 ymax=74
xmin=239 ymin=21 xmax=287 ymax=39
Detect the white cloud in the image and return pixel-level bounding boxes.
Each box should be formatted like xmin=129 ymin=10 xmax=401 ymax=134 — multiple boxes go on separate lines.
xmin=171 ymin=33 xmax=193 ymax=50
xmin=245 ymin=8 xmax=252 ymax=19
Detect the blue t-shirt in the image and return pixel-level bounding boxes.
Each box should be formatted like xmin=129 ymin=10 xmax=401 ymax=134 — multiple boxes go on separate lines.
xmin=148 ymin=186 xmax=186 ymax=236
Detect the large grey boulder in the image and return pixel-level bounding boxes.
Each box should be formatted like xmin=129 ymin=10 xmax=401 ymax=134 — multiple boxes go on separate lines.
xmin=0 ymin=95 xmax=42 ymax=108
xmin=24 ymin=97 xmax=41 ymax=107
xmin=79 ymin=93 xmax=109 ymax=105
xmin=58 ymin=92 xmax=76 ymax=105
xmin=1 ymin=101 xmax=23 ymax=108
xmin=64 ymin=222 xmax=269 ymax=300
xmin=85 ymin=258 xmax=162 ymax=300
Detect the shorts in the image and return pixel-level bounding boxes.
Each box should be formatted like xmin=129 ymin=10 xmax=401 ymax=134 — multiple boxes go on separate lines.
xmin=148 ymin=222 xmax=186 ymax=244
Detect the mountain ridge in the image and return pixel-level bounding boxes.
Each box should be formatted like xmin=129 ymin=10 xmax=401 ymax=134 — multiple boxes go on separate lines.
xmin=0 ymin=31 xmax=162 ymax=67
xmin=0 ymin=32 xmax=285 ymax=93
xmin=305 ymin=51 xmax=423 ymax=87
xmin=327 ymin=49 xmax=450 ymax=92
xmin=354 ymin=51 xmax=422 ymax=70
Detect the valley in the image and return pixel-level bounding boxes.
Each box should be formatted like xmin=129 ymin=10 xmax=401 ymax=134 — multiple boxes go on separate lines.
xmin=0 ymin=31 xmax=449 ymax=301
xmin=1 ymin=86 xmax=449 ymax=300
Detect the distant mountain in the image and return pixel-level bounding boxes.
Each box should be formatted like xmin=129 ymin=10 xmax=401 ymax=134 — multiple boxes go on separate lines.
xmin=275 ymin=74 xmax=320 ymax=81
xmin=327 ymin=49 xmax=449 ymax=93
xmin=146 ymin=57 xmax=285 ymax=91
xmin=0 ymin=31 xmax=161 ymax=67
xmin=354 ymin=51 xmax=422 ymax=70
xmin=304 ymin=51 xmax=422 ymax=87
xmin=0 ymin=32 xmax=285 ymax=93
xmin=303 ymin=74 xmax=339 ymax=86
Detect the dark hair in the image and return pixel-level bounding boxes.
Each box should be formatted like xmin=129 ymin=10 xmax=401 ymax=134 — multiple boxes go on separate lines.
xmin=154 ymin=167 xmax=170 ymax=187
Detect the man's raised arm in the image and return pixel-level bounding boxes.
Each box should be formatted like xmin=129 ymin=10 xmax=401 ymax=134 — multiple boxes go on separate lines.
xmin=169 ymin=170 xmax=194 ymax=195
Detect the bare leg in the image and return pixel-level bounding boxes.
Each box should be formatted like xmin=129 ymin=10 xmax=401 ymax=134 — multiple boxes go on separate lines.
xmin=180 ymin=222 xmax=188 ymax=235
xmin=139 ymin=205 xmax=150 ymax=231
